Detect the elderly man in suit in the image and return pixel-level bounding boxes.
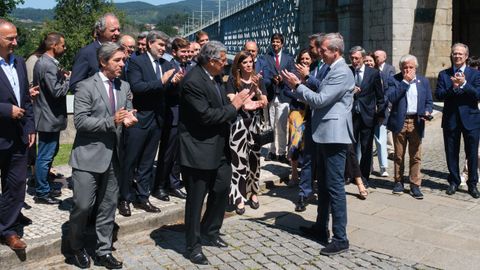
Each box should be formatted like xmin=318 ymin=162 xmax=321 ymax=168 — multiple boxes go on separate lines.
xmin=118 ymin=30 xmax=179 ymax=216
xmin=349 ymin=46 xmax=385 ymax=186
xmin=264 ymin=33 xmax=295 ymax=163
xmin=0 ymin=19 xmax=38 ymax=251
xmin=69 ymin=13 xmax=120 ymax=92
xmin=32 ymin=32 xmax=69 ymax=205
xmin=435 ymin=43 xmax=480 ymax=198
xmin=68 ymin=42 xmax=137 ymax=269
xmin=282 ymin=32 xmax=354 ymax=256
xmin=179 ymin=41 xmax=259 ymax=265
xmin=386 ymin=54 xmax=433 ymax=199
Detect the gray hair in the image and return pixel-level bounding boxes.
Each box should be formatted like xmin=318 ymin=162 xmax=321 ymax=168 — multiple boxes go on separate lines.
xmin=314 ymin=33 xmax=326 ymax=47
xmin=0 ymin=19 xmax=15 ymax=28
xmin=137 ymin=31 xmax=148 ymax=40
xmin=94 ymin=13 xmax=118 ymax=36
xmin=320 ymin=32 xmax=344 ymax=54
xmin=399 ymin=54 xmax=418 ymax=68
xmin=97 ymin=42 xmax=124 ymax=67
xmin=451 ymin=43 xmax=469 ymax=57
xmin=197 ymin=41 xmax=227 ymax=65
xmin=349 ymin=46 xmax=366 ymax=57
xmin=147 ymin=30 xmax=169 ymax=45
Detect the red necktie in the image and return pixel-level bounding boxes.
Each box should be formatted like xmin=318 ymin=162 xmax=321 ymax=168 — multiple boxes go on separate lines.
xmin=275 ymin=54 xmax=280 ymax=69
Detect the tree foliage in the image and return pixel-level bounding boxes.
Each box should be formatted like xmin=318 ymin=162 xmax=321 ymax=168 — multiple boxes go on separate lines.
xmin=0 ymin=0 xmax=24 ymax=17
xmin=155 ymin=13 xmax=188 ymax=36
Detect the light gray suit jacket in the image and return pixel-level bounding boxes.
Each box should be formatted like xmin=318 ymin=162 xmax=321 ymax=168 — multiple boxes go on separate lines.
xmin=69 ymin=73 xmax=133 ymax=173
xmin=33 ymin=54 xmax=69 ymax=132
xmin=295 ymin=57 xmax=355 ymax=144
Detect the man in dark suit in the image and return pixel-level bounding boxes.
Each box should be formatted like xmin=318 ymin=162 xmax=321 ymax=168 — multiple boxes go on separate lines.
xmin=263 ymin=33 xmax=295 ymax=163
xmin=32 ymin=32 xmax=70 ymax=205
xmin=152 ymin=37 xmax=191 ymax=201
xmin=283 ymin=32 xmax=354 ymax=256
xmin=244 ymin=41 xmax=271 ymax=89
xmin=386 ymin=54 xmax=433 ymax=199
xmin=179 ymin=41 xmax=259 ymax=265
xmin=0 ymin=19 xmax=38 ymax=251
xmin=435 ymin=43 xmax=480 ymax=198
xmin=69 ymin=13 xmax=120 ymax=92
xmin=349 ymin=46 xmax=385 ymax=185
xmin=68 ymin=42 xmax=137 ymax=269
xmin=118 ymin=30 xmax=179 ymax=217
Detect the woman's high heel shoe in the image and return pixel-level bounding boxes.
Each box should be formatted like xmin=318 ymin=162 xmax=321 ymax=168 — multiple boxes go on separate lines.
xmin=357 ymin=182 xmax=368 ymax=200
xmin=235 ymin=204 xmax=246 ymax=215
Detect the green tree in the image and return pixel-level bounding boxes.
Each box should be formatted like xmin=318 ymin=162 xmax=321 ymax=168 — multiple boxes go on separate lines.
xmin=44 ymin=0 xmax=124 ymax=69
xmin=0 ymin=0 xmax=24 ymax=17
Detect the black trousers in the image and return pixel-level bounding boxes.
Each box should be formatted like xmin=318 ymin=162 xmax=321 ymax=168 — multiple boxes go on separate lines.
xmin=0 ymin=141 xmax=28 ymax=238
xmin=353 ymin=113 xmax=375 ymax=182
xmin=152 ymin=124 xmax=181 ymax=193
xmin=182 ymin=159 xmax=231 ymax=254
xmin=120 ymin=120 xmax=162 ymax=203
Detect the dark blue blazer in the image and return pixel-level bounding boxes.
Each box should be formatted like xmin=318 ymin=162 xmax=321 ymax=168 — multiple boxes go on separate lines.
xmin=69 ymin=41 xmax=101 ymax=93
xmin=127 ymin=53 xmax=174 ymax=129
xmin=350 ymin=66 xmax=385 ymax=127
xmin=0 ymin=56 xmax=34 ymax=149
xmin=255 ymin=56 xmax=272 ymax=91
xmin=263 ymin=50 xmax=295 ymax=103
xmin=386 ymin=73 xmax=433 ymax=137
xmin=165 ymin=58 xmax=194 ymax=126
xmin=435 ymin=66 xmax=480 ymax=131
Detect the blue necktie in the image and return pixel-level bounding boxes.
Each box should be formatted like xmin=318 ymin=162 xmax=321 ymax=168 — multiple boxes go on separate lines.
xmin=154 ymin=59 xmax=161 ymax=80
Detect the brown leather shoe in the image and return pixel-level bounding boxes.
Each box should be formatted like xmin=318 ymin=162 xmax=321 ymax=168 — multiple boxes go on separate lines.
xmin=4 ymin=234 xmax=27 ymax=250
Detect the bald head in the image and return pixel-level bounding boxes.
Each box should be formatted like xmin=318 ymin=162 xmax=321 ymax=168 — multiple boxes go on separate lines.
xmin=244 ymin=41 xmax=258 ymax=60
xmin=374 ymin=50 xmax=387 ymax=66
xmin=119 ymin=34 xmax=135 ymax=57
xmin=0 ymin=19 xmax=17 ymax=59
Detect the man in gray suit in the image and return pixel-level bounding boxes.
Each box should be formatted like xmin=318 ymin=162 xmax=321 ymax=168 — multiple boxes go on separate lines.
xmin=282 ymin=32 xmax=354 ymax=256
xmin=32 ymin=32 xmax=69 ymax=205
xmin=68 ymin=42 xmax=137 ymax=269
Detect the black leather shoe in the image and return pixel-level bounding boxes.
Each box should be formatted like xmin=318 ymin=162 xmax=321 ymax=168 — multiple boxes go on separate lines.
xmin=34 ymin=196 xmax=61 ymax=205
xmin=95 ymin=253 xmax=122 ymax=269
xmin=17 ymin=213 xmax=32 ymax=225
xmin=49 ymin=189 xmax=62 ymax=197
xmin=446 ymin=183 xmax=458 ymax=195
xmin=235 ymin=205 xmax=245 ymax=215
xmin=169 ymin=188 xmax=187 ymax=199
xmin=133 ymin=200 xmax=161 ymax=213
xmin=299 ymin=225 xmax=330 ymax=246
xmin=118 ymin=200 xmax=131 ymax=217
xmin=320 ymin=240 xmax=349 ymax=256
xmin=189 ymin=251 xmax=208 ymax=265
xmin=72 ymin=248 xmax=90 ymax=269
xmin=468 ymin=186 xmax=480 ymax=199
xmin=295 ymin=196 xmax=307 ymax=212
xmin=204 ymin=236 xmax=228 ymax=248
xmin=277 ymin=155 xmax=290 ymax=164
xmin=152 ymin=189 xmax=170 ymax=201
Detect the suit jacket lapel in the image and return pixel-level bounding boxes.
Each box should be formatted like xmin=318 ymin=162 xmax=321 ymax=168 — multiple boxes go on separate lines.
xmin=114 ymin=78 xmax=126 ymax=110
xmin=0 ymin=64 xmax=18 ymax=106
xmin=361 ymin=67 xmax=371 ymax=89
xmin=200 ymin=70 xmax=222 ymax=105
xmin=94 ymin=73 xmax=114 ymax=116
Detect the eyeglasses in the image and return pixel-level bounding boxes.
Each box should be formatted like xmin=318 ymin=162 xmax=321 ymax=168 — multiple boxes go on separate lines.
xmin=0 ymin=35 xmax=17 ymax=42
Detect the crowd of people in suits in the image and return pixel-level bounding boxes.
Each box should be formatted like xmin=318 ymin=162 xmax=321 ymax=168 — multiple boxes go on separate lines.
xmin=1 ymin=11 xmax=480 ymax=268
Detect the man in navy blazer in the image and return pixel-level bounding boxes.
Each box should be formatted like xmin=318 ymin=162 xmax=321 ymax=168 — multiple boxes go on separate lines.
xmin=386 ymin=54 xmax=432 ymax=199
xmin=118 ymin=30 xmax=179 ymax=217
xmin=349 ymin=46 xmax=385 ymax=185
xmin=435 ymin=43 xmax=480 ymax=198
xmin=263 ymin=33 xmax=295 ymax=163
xmin=69 ymin=13 xmax=120 ymax=92
xmin=0 ymin=19 xmax=37 ymax=251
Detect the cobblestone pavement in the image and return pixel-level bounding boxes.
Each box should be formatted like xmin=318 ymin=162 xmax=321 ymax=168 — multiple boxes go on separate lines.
xmin=14 ymin=217 xmax=438 ymax=270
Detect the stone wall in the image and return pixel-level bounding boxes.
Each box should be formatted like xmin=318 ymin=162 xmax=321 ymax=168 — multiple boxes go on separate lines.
xmin=362 ymin=0 xmax=394 ymax=65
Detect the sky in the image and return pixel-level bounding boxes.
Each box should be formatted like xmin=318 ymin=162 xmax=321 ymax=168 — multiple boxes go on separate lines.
xmin=18 ymin=0 xmax=182 ymax=9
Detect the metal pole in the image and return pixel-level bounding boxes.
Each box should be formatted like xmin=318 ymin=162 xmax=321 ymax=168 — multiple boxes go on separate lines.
xmin=200 ymin=0 xmax=203 ymax=26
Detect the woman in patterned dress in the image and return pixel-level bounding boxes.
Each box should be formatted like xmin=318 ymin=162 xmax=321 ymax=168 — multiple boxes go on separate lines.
xmin=226 ymin=50 xmax=268 ymax=215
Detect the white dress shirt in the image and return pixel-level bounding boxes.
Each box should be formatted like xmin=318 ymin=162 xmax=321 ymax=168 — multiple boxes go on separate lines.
xmin=0 ymin=55 xmax=20 ymax=105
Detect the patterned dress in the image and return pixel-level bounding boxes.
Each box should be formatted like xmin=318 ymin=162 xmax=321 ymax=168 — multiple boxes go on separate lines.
xmin=226 ymin=77 xmax=267 ymax=206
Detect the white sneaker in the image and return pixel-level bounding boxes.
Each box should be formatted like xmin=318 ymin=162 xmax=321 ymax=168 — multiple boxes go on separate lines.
xmin=380 ymin=168 xmax=389 ymax=177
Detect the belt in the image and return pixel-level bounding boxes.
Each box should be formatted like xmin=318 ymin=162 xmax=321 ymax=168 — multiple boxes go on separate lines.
xmin=405 ymin=114 xmax=417 ymax=119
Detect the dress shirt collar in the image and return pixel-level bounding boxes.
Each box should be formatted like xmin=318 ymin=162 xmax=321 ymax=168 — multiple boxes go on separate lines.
xmin=356 ymin=64 xmax=365 ymax=73
xmin=379 ymin=62 xmax=385 ymax=71
xmin=0 ymin=54 xmax=15 ymax=66
xmin=201 ymin=66 xmax=214 ymax=81
xmin=453 ymin=64 xmax=466 ymax=73
xmin=329 ymin=57 xmax=343 ymax=69
xmin=147 ymin=51 xmax=158 ymax=62
xmin=98 ymin=71 xmax=113 ymax=84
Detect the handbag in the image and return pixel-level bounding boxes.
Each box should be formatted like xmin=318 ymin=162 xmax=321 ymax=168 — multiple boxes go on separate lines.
xmin=252 ymin=108 xmax=274 ymax=146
